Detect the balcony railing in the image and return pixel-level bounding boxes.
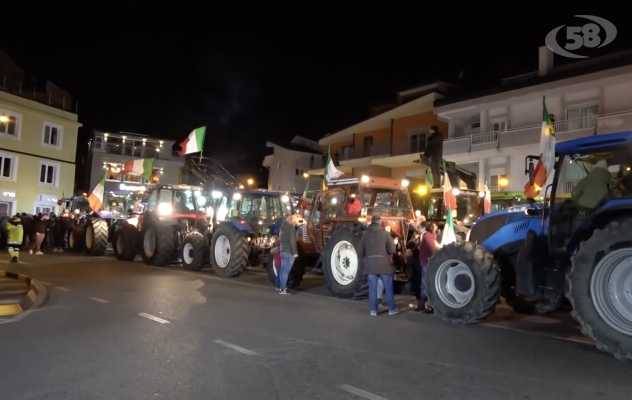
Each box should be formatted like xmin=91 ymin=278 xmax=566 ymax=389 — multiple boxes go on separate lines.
xmin=0 ymin=75 xmax=78 ymax=113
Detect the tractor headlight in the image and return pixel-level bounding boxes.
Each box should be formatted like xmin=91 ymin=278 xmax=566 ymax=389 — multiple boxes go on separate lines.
xmin=158 ymin=203 xmax=172 ymax=215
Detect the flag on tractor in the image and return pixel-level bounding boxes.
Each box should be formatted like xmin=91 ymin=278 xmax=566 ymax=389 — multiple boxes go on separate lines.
xmin=425 ymin=165 xmax=434 ymax=188
xmin=441 ymin=202 xmax=457 ymax=246
xmin=123 ymin=158 xmax=155 ymax=181
xmin=324 ymin=146 xmax=344 ymax=184
xmin=179 ymin=126 xmax=206 ymax=155
xmin=443 ymin=161 xmax=457 ymax=211
xmin=88 ymin=175 xmax=105 ymax=212
xmin=524 ymin=96 xmax=556 ymax=198
xmin=479 ymin=182 xmax=491 ymax=215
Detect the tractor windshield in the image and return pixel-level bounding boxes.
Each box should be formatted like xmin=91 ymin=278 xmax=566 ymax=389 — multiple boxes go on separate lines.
xmin=361 ymin=188 xmax=413 ymax=218
xmin=415 ymin=189 xmax=481 ymax=225
xmin=226 ymin=194 xmax=285 ymax=223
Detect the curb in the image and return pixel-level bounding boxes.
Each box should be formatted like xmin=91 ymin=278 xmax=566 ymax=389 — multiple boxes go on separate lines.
xmin=0 ymin=270 xmax=47 ymax=316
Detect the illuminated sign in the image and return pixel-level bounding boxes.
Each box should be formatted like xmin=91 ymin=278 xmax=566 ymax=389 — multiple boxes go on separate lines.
xmin=2 ymin=191 xmax=15 ymax=198
xmin=120 ymin=184 xmax=146 ymax=191
xmin=38 ymin=194 xmax=58 ymax=202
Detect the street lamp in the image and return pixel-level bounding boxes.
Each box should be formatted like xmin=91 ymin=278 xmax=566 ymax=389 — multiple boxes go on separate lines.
xmin=303 ymin=172 xmax=309 ymax=178
xmin=499 ymin=178 xmax=509 ymax=187
xmin=247 ymin=178 xmax=254 ymax=186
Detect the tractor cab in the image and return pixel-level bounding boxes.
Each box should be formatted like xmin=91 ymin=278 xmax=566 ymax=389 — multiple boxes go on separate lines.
xmin=490 ymin=191 xmax=542 ymax=212
xmin=144 ymin=184 xmax=207 ymax=222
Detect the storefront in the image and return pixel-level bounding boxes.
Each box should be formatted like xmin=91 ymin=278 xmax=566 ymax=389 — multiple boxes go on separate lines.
xmin=0 ymin=189 xmax=17 ymax=216
xmin=34 ymin=194 xmax=59 ymax=215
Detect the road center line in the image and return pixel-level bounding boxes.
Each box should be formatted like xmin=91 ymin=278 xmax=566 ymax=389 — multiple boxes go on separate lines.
xmin=337 ymin=384 xmax=390 ymax=400
xmin=138 ymin=313 xmax=170 ymax=324
xmin=88 ymin=297 xmax=108 ymax=303
xmin=213 ymin=340 xmax=258 ymax=355
xmin=55 ymin=287 xmax=69 ymax=291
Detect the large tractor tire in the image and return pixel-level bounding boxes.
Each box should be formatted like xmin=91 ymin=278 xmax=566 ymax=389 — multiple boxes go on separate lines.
xmin=181 ymin=231 xmax=206 ymax=271
xmin=567 ymin=219 xmax=632 ymax=361
xmin=68 ymin=226 xmax=85 ymax=253
xmin=141 ymin=223 xmax=175 ymax=266
xmin=210 ymin=223 xmax=249 ymax=278
xmin=323 ymin=225 xmax=368 ymax=299
xmin=426 ymin=241 xmax=501 ymax=324
xmin=84 ymin=218 xmax=109 ymax=256
xmin=115 ymin=223 xmax=138 ymax=262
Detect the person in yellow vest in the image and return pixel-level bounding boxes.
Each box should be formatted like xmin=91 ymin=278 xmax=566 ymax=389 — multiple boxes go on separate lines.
xmin=6 ymin=216 xmax=24 ymax=263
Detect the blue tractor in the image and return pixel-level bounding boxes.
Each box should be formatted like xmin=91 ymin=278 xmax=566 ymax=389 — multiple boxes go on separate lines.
xmin=209 ymin=189 xmax=299 ymax=282
xmin=425 ymin=131 xmax=632 ymax=360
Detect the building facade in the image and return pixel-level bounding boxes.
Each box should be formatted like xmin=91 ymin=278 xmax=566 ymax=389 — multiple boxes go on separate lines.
xmin=434 ymin=46 xmax=632 ymax=193
xmin=308 ymin=83 xmax=453 ymax=183
xmin=87 ymin=130 xmax=184 ymax=195
xmin=263 ymin=136 xmax=323 ymax=193
xmin=0 ymin=84 xmax=81 ymax=216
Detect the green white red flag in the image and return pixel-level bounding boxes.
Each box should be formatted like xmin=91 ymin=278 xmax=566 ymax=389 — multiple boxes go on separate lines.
xmin=88 ymin=175 xmax=105 ymax=212
xmin=524 ymin=96 xmax=556 ymax=198
xmin=441 ymin=204 xmax=457 ymax=246
xmin=324 ymin=146 xmax=344 ymax=185
xmin=123 ymin=158 xmax=155 ymax=181
xmin=443 ymin=161 xmax=457 ymax=211
xmin=179 ymin=126 xmax=206 ymax=155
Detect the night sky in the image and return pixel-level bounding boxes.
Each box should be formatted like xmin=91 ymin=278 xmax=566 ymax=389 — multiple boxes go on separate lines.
xmin=2 ymin=4 xmax=629 ymax=187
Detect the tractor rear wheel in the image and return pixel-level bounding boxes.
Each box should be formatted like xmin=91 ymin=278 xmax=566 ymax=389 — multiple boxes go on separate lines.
xmin=266 ymin=254 xmax=304 ymax=289
xmin=141 ymin=223 xmax=175 ymax=266
xmin=85 ymin=218 xmax=109 ymax=256
xmin=210 ymin=223 xmax=249 ymax=278
xmin=181 ymin=231 xmax=206 ymax=271
xmin=323 ymin=226 xmax=367 ymax=299
xmin=568 ymin=219 xmax=632 ymax=361
xmin=115 ymin=223 xmax=138 ymax=262
xmin=69 ymin=226 xmax=85 ymax=253
xmin=426 ymin=241 xmax=500 ymax=324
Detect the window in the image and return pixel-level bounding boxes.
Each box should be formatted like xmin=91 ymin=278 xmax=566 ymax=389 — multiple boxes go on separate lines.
xmin=324 ymin=190 xmax=343 ymax=221
xmin=409 ymin=128 xmax=429 ymax=153
xmin=0 ymin=111 xmax=19 ymax=138
xmin=226 ymin=194 xmax=284 ymax=222
xmin=0 ymin=154 xmax=15 ymax=181
xmin=123 ymin=173 xmax=141 ymax=183
xmin=42 ymin=122 xmax=63 ymax=148
xmin=341 ymin=146 xmax=353 ymax=160
xmin=107 ymin=170 xmax=122 ymax=181
xmin=39 ymin=162 xmax=58 ymax=186
xmin=489 ymin=174 xmax=508 ymax=192
xmin=35 ymin=205 xmax=54 ymax=215
xmin=566 ymin=104 xmax=598 ymax=131
xmin=363 ymin=136 xmax=373 ymax=157
xmin=490 ymin=118 xmax=507 ymax=132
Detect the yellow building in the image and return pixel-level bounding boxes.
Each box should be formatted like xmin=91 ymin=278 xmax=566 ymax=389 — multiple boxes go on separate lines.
xmin=0 ymin=86 xmax=81 ymax=216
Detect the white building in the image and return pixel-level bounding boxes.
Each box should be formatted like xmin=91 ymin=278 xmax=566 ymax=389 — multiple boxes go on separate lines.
xmin=434 ymin=46 xmax=632 ymax=192
xmin=87 ymin=130 xmax=185 ymax=194
xmin=263 ymin=136 xmax=323 ymax=193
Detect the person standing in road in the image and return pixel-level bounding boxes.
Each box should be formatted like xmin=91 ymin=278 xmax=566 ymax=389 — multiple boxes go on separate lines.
xmin=6 ymin=216 xmax=23 ymax=262
xmin=277 ymin=214 xmax=299 ymax=295
xmin=30 ymin=214 xmax=47 ymax=255
xmin=358 ymin=215 xmax=399 ymax=316
xmin=418 ymin=221 xmax=436 ymax=314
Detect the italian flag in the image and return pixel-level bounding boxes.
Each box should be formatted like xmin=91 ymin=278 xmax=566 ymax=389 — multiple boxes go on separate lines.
xmin=425 ymin=165 xmax=434 ymax=188
xmin=442 ymin=161 xmax=457 ymax=246
xmin=324 ymin=146 xmax=344 ymax=184
xmin=88 ymin=176 xmax=105 ymax=212
xmin=179 ymin=126 xmax=206 ymax=155
xmin=123 ymin=158 xmax=155 ymax=180
xmin=479 ymin=182 xmax=491 ymax=215
xmin=524 ymin=96 xmax=556 ymax=198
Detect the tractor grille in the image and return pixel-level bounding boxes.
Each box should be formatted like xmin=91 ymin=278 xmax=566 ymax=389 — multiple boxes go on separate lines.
xmin=468 ymin=214 xmax=507 ymax=244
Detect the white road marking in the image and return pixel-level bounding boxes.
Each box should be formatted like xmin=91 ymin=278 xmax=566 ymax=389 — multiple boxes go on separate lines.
xmin=213 ymin=340 xmax=258 ymax=355
xmin=88 ymin=297 xmax=108 ymax=303
xmin=484 ymin=323 xmax=593 ymax=345
xmin=138 ymin=313 xmax=170 ymax=324
xmin=337 ymin=384 xmax=390 ymax=400
xmin=55 ymin=287 xmax=69 ymax=291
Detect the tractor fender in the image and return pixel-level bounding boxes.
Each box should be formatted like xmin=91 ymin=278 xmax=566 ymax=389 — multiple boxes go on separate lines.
xmin=567 ymin=199 xmax=632 ymax=255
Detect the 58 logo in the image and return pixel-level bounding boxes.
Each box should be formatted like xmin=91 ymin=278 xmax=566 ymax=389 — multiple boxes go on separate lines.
xmin=545 ymin=15 xmax=617 ymax=59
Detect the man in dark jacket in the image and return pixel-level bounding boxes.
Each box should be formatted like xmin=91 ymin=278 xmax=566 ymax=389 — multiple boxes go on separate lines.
xmin=424 ymin=125 xmax=443 ymax=189
xmin=358 ymin=215 xmax=399 ymax=315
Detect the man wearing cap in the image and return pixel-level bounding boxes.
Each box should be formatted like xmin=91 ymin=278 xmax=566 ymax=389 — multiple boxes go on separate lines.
xmin=358 ymin=215 xmax=399 ymax=315
xmin=424 ymin=125 xmax=444 ymax=189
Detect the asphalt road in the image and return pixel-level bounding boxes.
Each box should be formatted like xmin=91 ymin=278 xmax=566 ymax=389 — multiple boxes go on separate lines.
xmin=1 ymin=253 xmax=631 ymax=400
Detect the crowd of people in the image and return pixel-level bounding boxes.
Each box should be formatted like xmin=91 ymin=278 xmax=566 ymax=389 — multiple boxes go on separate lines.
xmin=1 ymin=211 xmax=70 ymax=262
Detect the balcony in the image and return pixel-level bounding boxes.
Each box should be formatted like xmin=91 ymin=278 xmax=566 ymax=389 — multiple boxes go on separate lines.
xmin=338 ymin=143 xmax=392 ymax=168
